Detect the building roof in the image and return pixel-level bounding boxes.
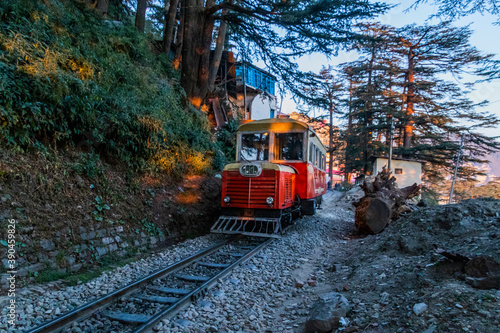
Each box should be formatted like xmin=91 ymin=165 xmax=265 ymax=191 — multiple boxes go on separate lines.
xmin=235 ymin=61 xmax=277 ymax=80
xmin=370 ymin=156 xmax=426 ymax=164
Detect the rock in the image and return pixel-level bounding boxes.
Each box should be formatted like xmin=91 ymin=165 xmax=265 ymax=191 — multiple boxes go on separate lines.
xmin=11 ymin=201 xmax=22 ymax=208
xmin=413 ymin=303 xmax=427 ymax=316
xmin=466 ymin=275 xmax=500 ymax=289
xmin=305 ymin=292 xmax=350 ymax=333
xmin=0 ymin=296 xmax=10 ymax=307
xmin=212 ymin=290 xmax=225 ymax=298
xmin=307 ymin=279 xmax=317 ymax=287
xmin=102 ymin=237 xmax=115 ymax=245
xmin=465 ymin=256 xmax=500 ymax=278
xmin=295 ymin=280 xmax=305 ymax=288
xmin=200 ymin=301 xmax=213 ymax=310
xmin=175 ymin=319 xmax=192 ymax=328
xmin=380 ymin=292 xmax=389 ymax=304
xmin=40 ymin=239 xmax=55 ymax=251
xmin=422 ymin=325 xmax=437 ymax=333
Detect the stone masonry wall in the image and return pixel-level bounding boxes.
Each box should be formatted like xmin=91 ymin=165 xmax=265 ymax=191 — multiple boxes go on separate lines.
xmin=0 ymin=224 xmax=166 ymax=290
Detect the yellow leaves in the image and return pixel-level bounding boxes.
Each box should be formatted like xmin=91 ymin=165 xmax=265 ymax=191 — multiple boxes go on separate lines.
xmin=23 ymin=47 xmax=57 ymax=77
xmin=3 ymin=32 xmax=31 ymax=57
xmin=2 ymin=32 xmax=95 ymax=81
xmin=150 ymin=149 xmax=211 ymax=177
xmin=67 ymin=59 xmax=95 ymax=81
xmin=139 ymin=116 xmax=167 ymax=143
xmin=185 ymin=152 xmax=210 ymax=175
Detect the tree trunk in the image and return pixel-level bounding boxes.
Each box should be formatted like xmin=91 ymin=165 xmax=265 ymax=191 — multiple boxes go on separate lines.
xmin=181 ymin=0 xmax=205 ymax=106
xmin=404 ymin=47 xmax=415 ymax=150
xmin=355 ymin=197 xmax=392 ymax=234
xmin=198 ymin=0 xmax=216 ymax=104
xmin=163 ymin=0 xmax=180 ymax=54
xmin=96 ymin=0 xmax=110 ymax=17
xmin=328 ymin=104 xmax=334 ymax=188
xmin=345 ymin=76 xmax=354 ymax=183
xmin=172 ymin=1 xmax=185 ymax=70
xmin=363 ymin=44 xmax=375 ymax=174
xmin=135 ymin=0 xmax=148 ymax=32
xmin=208 ymin=7 xmax=229 ymax=91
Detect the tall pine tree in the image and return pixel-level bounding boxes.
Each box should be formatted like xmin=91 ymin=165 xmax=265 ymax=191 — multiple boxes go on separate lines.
xmin=340 ymin=21 xmax=499 ymax=181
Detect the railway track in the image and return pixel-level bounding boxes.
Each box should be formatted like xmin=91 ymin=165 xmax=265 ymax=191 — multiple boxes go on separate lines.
xmin=27 ymin=235 xmax=274 ymax=333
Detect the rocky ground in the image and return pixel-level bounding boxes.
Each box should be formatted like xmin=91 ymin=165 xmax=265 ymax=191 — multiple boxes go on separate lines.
xmin=2 ymin=189 xmax=499 ymax=332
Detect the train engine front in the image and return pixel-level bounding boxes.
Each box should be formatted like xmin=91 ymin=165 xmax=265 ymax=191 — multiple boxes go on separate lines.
xmin=211 ymin=118 xmax=327 ymax=238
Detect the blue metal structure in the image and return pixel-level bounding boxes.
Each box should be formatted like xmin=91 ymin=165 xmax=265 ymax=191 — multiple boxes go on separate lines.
xmin=235 ymin=63 xmax=276 ymax=95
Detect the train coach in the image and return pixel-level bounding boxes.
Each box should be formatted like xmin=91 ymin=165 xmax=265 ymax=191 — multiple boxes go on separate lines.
xmin=211 ymin=118 xmax=327 ymax=238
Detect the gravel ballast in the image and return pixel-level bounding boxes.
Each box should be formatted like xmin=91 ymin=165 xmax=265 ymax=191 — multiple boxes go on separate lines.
xmin=2 ymin=191 xmax=348 ymax=333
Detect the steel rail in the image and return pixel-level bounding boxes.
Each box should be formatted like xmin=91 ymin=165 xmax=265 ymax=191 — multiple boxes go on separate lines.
xmin=133 ymin=237 xmax=275 ymax=333
xmin=27 ymin=235 xmax=241 ymax=333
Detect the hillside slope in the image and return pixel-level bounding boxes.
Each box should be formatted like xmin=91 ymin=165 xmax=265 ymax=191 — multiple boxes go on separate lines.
xmin=0 ymin=0 xmax=231 ymax=283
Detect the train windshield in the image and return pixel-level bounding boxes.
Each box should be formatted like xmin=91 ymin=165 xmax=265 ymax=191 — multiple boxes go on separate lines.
xmin=240 ymin=132 xmax=269 ymax=161
xmin=275 ymin=132 xmax=303 ymax=161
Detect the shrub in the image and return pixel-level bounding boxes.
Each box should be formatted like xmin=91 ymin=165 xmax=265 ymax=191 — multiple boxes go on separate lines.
xmin=0 ymin=0 xmax=216 ymax=177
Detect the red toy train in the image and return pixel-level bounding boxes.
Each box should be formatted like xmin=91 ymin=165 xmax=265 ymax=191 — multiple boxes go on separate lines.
xmin=211 ymin=118 xmax=327 ymax=237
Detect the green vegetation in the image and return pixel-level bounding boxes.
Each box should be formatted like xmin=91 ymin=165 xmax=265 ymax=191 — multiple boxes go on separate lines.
xmin=33 ymin=252 xmax=139 ymax=285
xmin=0 ymin=0 xmax=227 ymax=178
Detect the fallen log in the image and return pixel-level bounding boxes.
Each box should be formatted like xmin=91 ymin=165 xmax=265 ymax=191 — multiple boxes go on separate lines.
xmin=354 ymin=167 xmax=421 ymax=234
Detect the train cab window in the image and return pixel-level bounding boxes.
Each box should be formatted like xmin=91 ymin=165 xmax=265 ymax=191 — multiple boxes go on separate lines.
xmin=275 ymin=133 xmax=303 ymax=160
xmin=240 ymin=133 xmax=269 ymax=161
xmin=315 ymin=148 xmax=320 ymax=167
xmin=309 ymin=143 xmax=315 ymax=163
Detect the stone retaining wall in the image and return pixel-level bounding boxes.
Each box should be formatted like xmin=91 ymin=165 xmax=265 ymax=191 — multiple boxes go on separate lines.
xmin=0 ymin=224 xmax=166 ymax=289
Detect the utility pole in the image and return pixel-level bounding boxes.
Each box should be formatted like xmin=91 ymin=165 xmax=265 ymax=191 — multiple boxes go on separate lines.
xmin=388 ymin=117 xmax=394 ymax=171
xmin=449 ymin=133 xmax=465 ymax=204
xmin=242 ymin=63 xmax=247 ymax=119
xmin=328 ymin=103 xmax=334 ymax=189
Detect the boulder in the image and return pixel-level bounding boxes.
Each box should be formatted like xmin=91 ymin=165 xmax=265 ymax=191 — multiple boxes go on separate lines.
xmin=305 ymin=292 xmax=350 ymax=333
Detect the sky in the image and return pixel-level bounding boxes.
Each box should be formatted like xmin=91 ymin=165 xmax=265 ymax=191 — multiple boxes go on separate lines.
xmin=278 ymin=0 xmax=500 ymax=138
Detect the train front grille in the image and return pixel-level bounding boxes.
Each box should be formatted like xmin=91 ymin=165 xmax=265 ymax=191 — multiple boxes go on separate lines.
xmin=225 ymin=170 xmax=276 ymax=208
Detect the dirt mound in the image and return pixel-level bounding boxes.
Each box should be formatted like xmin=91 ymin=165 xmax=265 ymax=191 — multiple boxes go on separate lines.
xmin=380 ymin=198 xmax=500 ymax=258
xmin=325 ymin=198 xmax=500 ymax=332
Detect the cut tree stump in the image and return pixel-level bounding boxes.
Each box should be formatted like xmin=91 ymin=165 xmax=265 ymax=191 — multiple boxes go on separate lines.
xmin=355 ymin=197 xmax=392 ymax=234
xmin=354 ymin=167 xmax=421 ymax=234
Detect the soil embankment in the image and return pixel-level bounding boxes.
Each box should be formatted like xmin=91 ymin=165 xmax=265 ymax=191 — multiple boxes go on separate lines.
xmin=0 ymin=150 xmax=221 ymax=287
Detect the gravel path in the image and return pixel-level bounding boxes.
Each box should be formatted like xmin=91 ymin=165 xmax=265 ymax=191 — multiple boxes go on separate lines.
xmin=2 ymin=191 xmax=352 ymax=333
xmin=155 ymin=191 xmax=352 ymax=332
xmin=0 ymin=234 xmax=227 ymax=332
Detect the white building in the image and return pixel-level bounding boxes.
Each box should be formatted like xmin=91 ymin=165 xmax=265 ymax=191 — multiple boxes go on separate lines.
xmin=372 ymin=157 xmax=423 ymax=187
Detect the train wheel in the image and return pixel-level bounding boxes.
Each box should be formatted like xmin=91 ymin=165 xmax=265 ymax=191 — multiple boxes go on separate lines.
xmin=292 ymin=195 xmax=302 ymax=220
xmin=316 ymin=195 xmax=323 ymax=209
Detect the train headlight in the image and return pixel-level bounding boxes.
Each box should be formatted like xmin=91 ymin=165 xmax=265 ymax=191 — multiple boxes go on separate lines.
xmin=240 ymin=163 xmax=262 ymax=177
xmin=266 ymin=197 xmax=274 ymax=206
xmin=224 ymin=196 xmax=231 ymax=204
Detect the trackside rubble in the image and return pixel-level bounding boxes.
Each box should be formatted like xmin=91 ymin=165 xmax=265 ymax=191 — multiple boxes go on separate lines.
xmin=325 ymin=191 xmax=500 ymax=332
